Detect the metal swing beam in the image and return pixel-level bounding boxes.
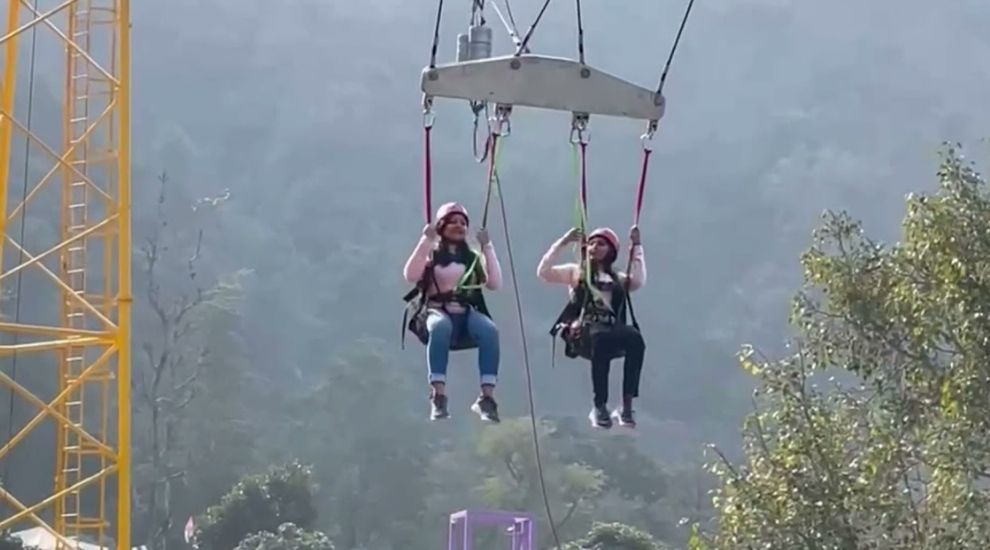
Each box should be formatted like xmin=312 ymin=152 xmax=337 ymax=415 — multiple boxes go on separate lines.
xmin=421 ymin=54 xmax=666 ymax=121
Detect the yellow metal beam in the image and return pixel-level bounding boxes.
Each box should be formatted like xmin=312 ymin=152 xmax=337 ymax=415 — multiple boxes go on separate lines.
xmin=0 ymin=1 xmax=131 ymax=548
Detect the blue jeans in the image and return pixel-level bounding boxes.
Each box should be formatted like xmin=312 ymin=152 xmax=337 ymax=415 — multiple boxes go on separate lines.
xmin=426 ymin=308 xmax=499 ymax=386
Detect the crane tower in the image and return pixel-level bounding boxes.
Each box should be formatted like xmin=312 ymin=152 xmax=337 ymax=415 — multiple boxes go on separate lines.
xmin=0 ymin=0 xmax=131 ymax=548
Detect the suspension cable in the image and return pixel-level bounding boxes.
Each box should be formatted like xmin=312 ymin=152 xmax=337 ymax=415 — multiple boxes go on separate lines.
xmin=617 ymin=0 xmax=694 ymax=294
xmin=502 ymin=0 xmax=520 ymax=34
xmin=514 ymin=0 xmax=554 ymax=56
xmin=489 ymin=150 xmax=563 ymax=550
xmin=655 ymin=0 xmax=696 ymax=95
xmin=575 ymin=0 xmax=586 ymax=64
xmin=470 ymin=0 xmax=486 ymax=26
xmin=3 ymin=0 xmax=41 ymax=488
xmin=489 ymin=1 xmax=526 ymax=53
xmin=428 ymin=0 xmax=445 ymax=68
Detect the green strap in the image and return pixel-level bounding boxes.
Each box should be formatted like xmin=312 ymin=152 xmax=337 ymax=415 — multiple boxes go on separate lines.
xmin=453 ymin=133 xmax=503 ymax=294
xmin=456 ymin=252 xmax=482 ymax=290
xmin=569 ymin=142 xmax=610 ymax=311
xmin=570 ymin=142 xmax=587 ymax=234
xmin=461 ymin=134 xmax=504 ymax=292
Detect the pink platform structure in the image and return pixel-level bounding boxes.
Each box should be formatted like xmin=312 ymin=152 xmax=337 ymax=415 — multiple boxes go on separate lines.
xmin=447 ymin=509 xmax=535 ymax=550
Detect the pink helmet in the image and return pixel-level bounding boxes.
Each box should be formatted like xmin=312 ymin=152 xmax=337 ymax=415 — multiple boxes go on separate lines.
xmin=435 ymin=202 xmax=469 ymax=225
xmin=588 ymin=227 xmax=620 ymax=252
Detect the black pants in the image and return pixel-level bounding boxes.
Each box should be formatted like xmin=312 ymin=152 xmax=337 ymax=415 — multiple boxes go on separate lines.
xmin=588 ymin=324 xmax=645 ymax=407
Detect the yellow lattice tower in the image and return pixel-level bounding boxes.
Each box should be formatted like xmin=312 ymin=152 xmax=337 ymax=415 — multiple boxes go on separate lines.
xmin=0 ymin=0 xmax=130 ymax=548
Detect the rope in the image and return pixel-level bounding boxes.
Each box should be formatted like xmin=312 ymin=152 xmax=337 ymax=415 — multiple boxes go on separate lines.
xmin=490 ymin=0 xmax=527 ymax=54
xmin=575 ymin=0 xmax=586 ymax=64
xmin=569 ymin=138 xmax=608 ymax=313
xmin=3 ymin=0 xmax=41 ymax=489
xmin=471 ymin=107 xmax=492 ymax=164
xmin=422 ymin=0 xmax=442 ymax=222
xmin=655 ymin=0 xmax=696 ymax=95
xmin=428 ymin=0 xmax=445 ymax=68
xmin=424 ymin=125 xmax=434 ymax=223
xmin=514 ymin=0 xmax=554 ymax=56
xmin=480 ymin=133 xmax=499 ymax=227
xmin=502 ymin=0 xmax=520 ymax=33
xmin=489 ymin=153 xmax=563 ymax=550
xmin=619 ymin=145 xmax=652 ymax=320
xmin=632 ymin=148 xmax=652 ymax=227
xmin=470 ymin=0 xmax=486 ymax=26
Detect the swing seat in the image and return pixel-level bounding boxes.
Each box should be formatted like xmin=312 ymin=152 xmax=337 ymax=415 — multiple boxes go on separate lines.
xmin=402 ymin=289 xmax=485 ymax=352
xmin=421 ymin=54 xmax=666 ymax=121
xmin=553 ymin=322 xmax=626 ymax=362
xmin=408 ymin=313 xmax=479 ymax=351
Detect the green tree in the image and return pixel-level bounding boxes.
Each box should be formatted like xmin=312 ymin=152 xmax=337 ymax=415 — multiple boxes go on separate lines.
xmin=193 ymin=461 xmax=318 ymax=550
xmin=234 ymin=523 xmax=334 ymax=550
xmin=133 ymin=171 xmax=233 ymax=550
xmin=547 ymin=417 xmax=698 ymax=545
xmin=427 ymin=417 xmax=603 ymax=548
xmin=178 ymin=267 xmax=261 ymax=514
xmin=0 ymin=533 xmax=27 ymax=550
xmin=285 ymin=340 xmax=434 ymax=550
xmin=564 ymin=522 xmax=670 ymax=550
xmin=697 ymin=144 xmax=990 ymax=549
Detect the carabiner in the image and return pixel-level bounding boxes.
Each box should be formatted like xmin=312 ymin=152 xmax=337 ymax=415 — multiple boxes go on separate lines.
xmin=423 ymin=95 xmax=436 ymax=129
xmin=640 ymin=120 xmax=658 ymax=151
xmin=491 ymin=104 xmax=512 ymax=137
xmin=570 ymin=112 xmax=590 ymax=144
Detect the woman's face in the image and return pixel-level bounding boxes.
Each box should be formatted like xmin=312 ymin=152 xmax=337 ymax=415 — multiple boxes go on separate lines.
xmin=440 ymin=214 xmax=468 ymax=242
xmin=587 ymin=237 xmax=613 ymax=262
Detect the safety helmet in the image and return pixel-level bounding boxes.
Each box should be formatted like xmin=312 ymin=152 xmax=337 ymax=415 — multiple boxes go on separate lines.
xmin=435 ymin=202 xmax=469 ymax=226
xmin=588 ymin=227 xmax=620 ymax=252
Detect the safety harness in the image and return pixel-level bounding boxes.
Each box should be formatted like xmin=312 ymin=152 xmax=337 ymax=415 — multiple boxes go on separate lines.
xmin=549 ymin=267 xmax=640 ymax=362
xmin=401 ymin=250 xmax=491 ymax=351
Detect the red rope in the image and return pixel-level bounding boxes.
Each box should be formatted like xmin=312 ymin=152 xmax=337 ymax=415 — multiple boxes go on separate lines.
xmin=424 ymin=125 xmax=433 ymax=223
xmin=580 ymin=141 xmax=589 ymax=220
xmin=633 ymin=147 xmax=652 ymax=226
xmin=623 ymin=146 xmax=652 ymax=296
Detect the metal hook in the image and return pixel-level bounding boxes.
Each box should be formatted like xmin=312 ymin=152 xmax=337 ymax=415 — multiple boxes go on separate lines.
xmin=423 ymin=95 xmax=436 ymax=129
xmin=640 ymin=120 xmax=658 ymax=151
xmin=491 ymin=103 xmax=512 ymax=137
xmin=570 ymin=112 xmax=590 ymax=144
xmin=472 ymin=103 xmax=493 ymax=163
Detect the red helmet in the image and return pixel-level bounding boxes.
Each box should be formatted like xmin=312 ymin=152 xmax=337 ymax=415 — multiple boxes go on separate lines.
xmin=435 ymin=202 xmax=469 ymax=225
xmin=588 ymin=227 xmax=620 ymax=252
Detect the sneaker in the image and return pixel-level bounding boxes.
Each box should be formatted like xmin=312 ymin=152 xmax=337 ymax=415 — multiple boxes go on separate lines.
xmin=430 ymin=394 xmax=449 ymax=421
xmin=589 ymin=405 xmax=612 ymax=429
xmin=471 ymin=395 xmax=500 ymax=423
xmin=613 ymin=407 xmax=636 ymax=428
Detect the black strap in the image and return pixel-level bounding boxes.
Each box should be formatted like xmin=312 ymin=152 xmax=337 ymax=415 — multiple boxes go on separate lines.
xmin=624 ymin=286 xmax=640 ymax=330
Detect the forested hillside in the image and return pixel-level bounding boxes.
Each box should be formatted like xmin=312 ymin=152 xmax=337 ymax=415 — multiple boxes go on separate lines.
xmin=3 ymin=0 xmax=990 ymax=548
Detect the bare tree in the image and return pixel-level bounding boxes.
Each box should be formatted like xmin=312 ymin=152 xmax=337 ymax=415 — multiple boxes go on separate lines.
xmin=136 ymin=172 xmax=228 ymax=550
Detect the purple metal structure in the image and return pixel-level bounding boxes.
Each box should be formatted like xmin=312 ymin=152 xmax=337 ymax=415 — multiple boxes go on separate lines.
xmin=447 ymin=509 xmax=535 ymax=550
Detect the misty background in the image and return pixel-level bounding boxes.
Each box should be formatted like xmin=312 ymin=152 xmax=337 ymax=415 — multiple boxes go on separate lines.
xmin=3 ymin=0 xmax=990 ymax=548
